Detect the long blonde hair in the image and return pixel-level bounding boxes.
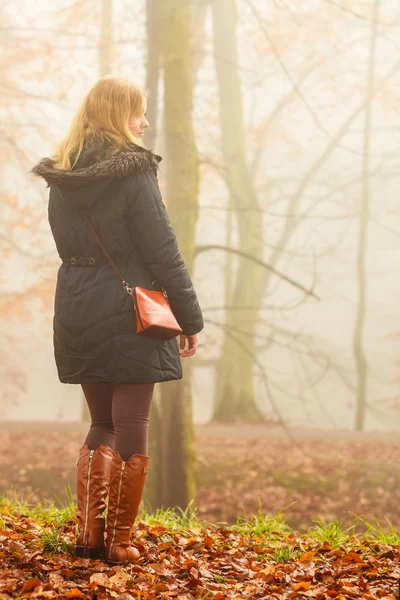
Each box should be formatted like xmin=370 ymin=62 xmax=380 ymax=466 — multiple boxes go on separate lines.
xmin=52 ymin=76 xmax=148 ymax=170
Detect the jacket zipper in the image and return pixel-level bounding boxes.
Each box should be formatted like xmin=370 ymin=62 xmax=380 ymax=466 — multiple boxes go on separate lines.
xmin=83 ymin=450 xmax=95 ymax=541
xmin=110 ymin=462 xmax=125 ymax=554
xmin=133 ymin=289 xmax=145 ymax=330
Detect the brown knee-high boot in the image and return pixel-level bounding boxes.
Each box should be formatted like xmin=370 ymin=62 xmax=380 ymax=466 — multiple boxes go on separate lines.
xmin=104 ymin=450 xmax=149 ymax=564
xmin=75 ymin=444 xmax=114 ymax=559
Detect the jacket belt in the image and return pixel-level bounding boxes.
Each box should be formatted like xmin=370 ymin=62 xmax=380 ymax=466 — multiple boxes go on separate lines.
xmin=62 ymin=256 xmax=106 ymax=266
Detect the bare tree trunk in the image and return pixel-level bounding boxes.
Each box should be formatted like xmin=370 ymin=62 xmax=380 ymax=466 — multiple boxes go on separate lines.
xmin=143 ymin=0 xmax=162 ymax=510
xmin=149 ymin=0 xmax=207 ymax=161
xmin=81 ymin=0 xmax=113 ymax=423
xmin=211 ymin=0 xmax=264 ymax=422
xmin=144 ymin=0 xmax=160 ymax=152
xmin=144 ymin=386 xmax=163 ymax=510
xmin=145 ymin=0 xmax=207 ymax=510
xmin=354 ymin=0 xmax=379 ymax=431
xmin=148 ymin=0 xmax=199 ymax=509
xmin=190 ymin=0 xmax=208 ymax=81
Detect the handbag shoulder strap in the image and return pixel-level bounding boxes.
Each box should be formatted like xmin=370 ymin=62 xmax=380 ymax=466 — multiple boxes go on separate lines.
xmin=80 ymin=209 xmax=128 ymax=289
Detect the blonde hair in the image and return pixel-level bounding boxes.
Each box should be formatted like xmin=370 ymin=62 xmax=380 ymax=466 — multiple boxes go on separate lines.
xmin=52 ymin=76 xmax=149 ymax=170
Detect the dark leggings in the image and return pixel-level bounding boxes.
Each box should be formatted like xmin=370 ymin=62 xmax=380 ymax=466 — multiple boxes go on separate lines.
xmin=81 ymin=382 xmax=155 ymax=461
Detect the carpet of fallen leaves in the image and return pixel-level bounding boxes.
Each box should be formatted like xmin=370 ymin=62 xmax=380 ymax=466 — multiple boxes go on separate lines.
xmin=194 ymin=432 xmax=400 ymax=532
xmin=1 ymin=426 xmax=400 ymax=598
xmin=1 ymin=506 xmax=400 ymax=599
xmin=0 ymin=426 xmax=400 ymax=531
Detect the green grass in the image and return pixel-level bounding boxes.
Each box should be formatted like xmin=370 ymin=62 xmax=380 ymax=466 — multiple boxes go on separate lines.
xmin=1 ymin=485 xmax=77 ymax=556
xmin=30 ymin=485 xmax=77 ymax=525
xmin=0 ymin=485 xmax=76 ymax=526
xmin=271 ymin=544 xmax=301 ymax=563
xmin=1 ymin=490 xmax=400 ymax=558
xmin=197 ymin=591 xmax=214 ymax=600
xmin=140 ymin=499 xmax=208 ymax=531
xmin=211 ymin=573 xmax=227 ymax=583
xmin=229 ymin=501 xmax=295 ymax=537
xmin=307 ymin=516 xmax=356 ymax=548
xmin=0 ymin=489 xmax=33 ymax=515
xmin=351 ymin=513 xmax=400 ymax=545
xmin=41 ymin=523 xmax=72 ymax=555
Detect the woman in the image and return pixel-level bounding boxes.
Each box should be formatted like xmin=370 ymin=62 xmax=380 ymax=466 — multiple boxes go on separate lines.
xmin=31 ymin=75 xmax=204 ymax=565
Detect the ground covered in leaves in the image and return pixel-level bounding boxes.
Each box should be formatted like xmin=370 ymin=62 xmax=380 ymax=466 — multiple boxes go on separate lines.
xmin=195 ymin=431 xmax=400 ymax=532
xmin=1 ymin=500 xmax=400 ymax=599
xmin=0 ymin=425 xmax=399 ymax=532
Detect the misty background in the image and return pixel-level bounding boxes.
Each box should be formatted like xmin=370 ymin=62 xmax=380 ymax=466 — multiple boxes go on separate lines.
xmin=1 ymin=0 xmax=400 ymax=435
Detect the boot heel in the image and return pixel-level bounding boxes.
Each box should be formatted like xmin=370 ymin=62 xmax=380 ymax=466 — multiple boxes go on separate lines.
xmin=75 ymin=444 xmax=114 ymax=560
xmin=75 ymin=546 xmax=101 ymax=559
xmin=105 ymin=451 xmax=149 ymax=564
xmin=106 ymin=558 xmax=124 ymax=565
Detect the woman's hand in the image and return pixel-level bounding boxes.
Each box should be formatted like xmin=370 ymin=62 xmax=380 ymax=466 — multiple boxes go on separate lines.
xmin=179 ymin=334 xmax=198 ymax=357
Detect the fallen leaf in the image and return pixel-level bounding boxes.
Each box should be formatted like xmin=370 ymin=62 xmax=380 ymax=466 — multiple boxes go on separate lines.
xmin=71 ymin=557 xmax=90 ymax=568
xmin=90 ymin=572 xmax=110 ymax=586
xmin=109 ymin=571 xmax=131 ymax=585
xmin=63 ymin=588 xmax=86 ymax=598
xmin=48 ymin=573 xmax=64 ymax=585
xmin=293 ymin=580 xmax=311 ymax=591
xmin=342 ymin=552 xmax=364 ymax=563
xmin=21 ymin=578 xmax=42 ymax=593
xmin=8 ymin=540 xmax=24 ymax=554
xmin=299 ymin=551 xmax=315 ymax=562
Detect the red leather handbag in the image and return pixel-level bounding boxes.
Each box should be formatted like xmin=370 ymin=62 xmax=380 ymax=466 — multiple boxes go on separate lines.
xmin=80 ymin=210 xmax=183 ymax=340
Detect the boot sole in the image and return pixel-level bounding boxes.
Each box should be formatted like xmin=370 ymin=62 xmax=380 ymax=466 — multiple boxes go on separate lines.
xmin=75 ymin=546 xmax=102 ymax=559
xmin=105 ymin=551 xmax=138 ymax=565
xmin=104 ymin=554 xmax=130 ymax=565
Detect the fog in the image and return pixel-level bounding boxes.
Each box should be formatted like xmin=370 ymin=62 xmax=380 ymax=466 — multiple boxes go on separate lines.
xmin=1 ymin=0 xmax=400 ymax=534
xmin=2 ymin=0 xmax=399 ymax=432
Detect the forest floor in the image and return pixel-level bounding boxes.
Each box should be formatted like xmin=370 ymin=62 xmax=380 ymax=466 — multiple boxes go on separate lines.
xmin=0 ymin=421 xmax=399 ymax=533
xmin=0 ymin=423 xmax=400 ymax=598
xmin=1 ymin=496 xmax=400 ymax=599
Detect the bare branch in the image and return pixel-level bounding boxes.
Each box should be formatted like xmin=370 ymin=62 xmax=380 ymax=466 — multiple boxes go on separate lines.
xmin=324 ymin=0 xmax=399 ymax=26
xmin=204 ymin=317 xmax=325 ymax=361
xmin=202 ymin=301 xmax=304 ymax=312
xmin=195 ymin=244 xmax=319 ymax=299
xmin=205 ymin=317 xmax=328 ymax=461
xmin=243 ymin=0 xmax=399 ymax=158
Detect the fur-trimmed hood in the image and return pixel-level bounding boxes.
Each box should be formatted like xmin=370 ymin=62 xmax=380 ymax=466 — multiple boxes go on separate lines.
xmin=30 ymin=141 xmax=162 ymax=209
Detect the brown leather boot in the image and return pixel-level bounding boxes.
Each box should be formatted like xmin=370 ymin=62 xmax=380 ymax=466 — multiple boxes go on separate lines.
xmin=104 ymin=450 xmax=149 ymax=564
xmin=75 ymin=444 xmax=114 ymax=559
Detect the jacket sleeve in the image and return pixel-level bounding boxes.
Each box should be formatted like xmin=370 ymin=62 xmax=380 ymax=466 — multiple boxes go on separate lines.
xmin=127 ymin=172 xmax=204 ymax=336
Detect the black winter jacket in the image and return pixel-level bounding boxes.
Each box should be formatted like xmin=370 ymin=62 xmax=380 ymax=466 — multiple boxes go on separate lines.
xmin=31 ymin=141 xmax=204 ymax=384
